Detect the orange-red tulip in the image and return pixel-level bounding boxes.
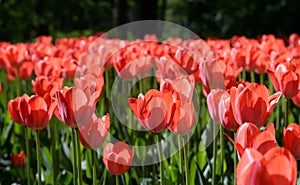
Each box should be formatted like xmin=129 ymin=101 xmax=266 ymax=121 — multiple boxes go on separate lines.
xmin=268 ymin=59 xmax=300 ymax=98
xmin=237 ymin=147 xmax=297 ymax=185
xmin=284 ymin=123 xmax=300 ymax=160
xmin=128 ymin=88 xmax=176 ymax=133
xmin=55 ymin=87 xmax=100 ymax=128
xmin=11 ymin=151 xmax=26 ymax=168
xmin=160 ymin=77 xmax=195 ymax=135
xmin=19 ymin=94 xmax=56 ymax=130
xmin=32 ymin=76 xmax=63 ymax=97
xmin=207 ymin=89 xmax=239 ymax=131
xmin=103 ymin=142 xmax=134 ymax=175
xmin=79 ymin=114 xmax=110 ymax=150
xmin=8 ymin=94 xmax=30 ymax=126
xmin=228 ymin=122 xmax=276 ymax=158
xmin=230 ymin=82 xmax=281 ymax=128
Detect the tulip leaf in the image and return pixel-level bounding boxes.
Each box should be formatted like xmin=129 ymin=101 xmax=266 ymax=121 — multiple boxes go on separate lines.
xmin=57 ymin=170 xmax=72 ymax=185
xmin=216 ymin=150 xmax=227 ymax=175
xmin=0 ymin=120 xmax=13 ymax=146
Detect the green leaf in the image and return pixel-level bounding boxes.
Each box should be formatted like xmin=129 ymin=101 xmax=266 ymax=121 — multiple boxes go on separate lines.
xmin=57 ymin=170 xmax=73 ymax=185
xmin=216 ymin=150 xmax=227 ymax=175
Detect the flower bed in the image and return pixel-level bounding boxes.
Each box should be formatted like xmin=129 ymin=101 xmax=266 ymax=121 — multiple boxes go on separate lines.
xmin=1 ymin=33 xmax=300 ymax=185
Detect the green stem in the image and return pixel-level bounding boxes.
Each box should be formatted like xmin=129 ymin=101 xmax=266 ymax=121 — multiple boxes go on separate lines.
xmin=157 ymin=134 xmax=164 ymax=185
xmin=152 ymin=135 xmax=157 ymax=184
xmin=92 ymin=150 xmax=97 ymax=185
xmin=285 ymin=98 xmax=289 ymax=127
xmin=234 ymin=132 xmax=237 ymax=185
xmin=102 ymin=169 xmax=107 ymax=185
xmin=183 ymin=136 xmax=189 ymax=185
xmin=71 ymin=128 xmax=78 ymax=185
xmin=50 ymin=120 xmax=59 ymax=184
xmin=35 ymin=131 xmax=42 ymax=185
xmin=242 ymin=70 xmax=246 ymax=82
xmin=220 ymin=126 xmax=225 ymax=184
xmin=24 ymin=127 xmax=31 ymax=185
xmin=260 ymin=74 xmax=264 ymax=85
xmin=76 ymin=129 xmax=82 ymax=184
xmin=250 ymin=70 xmax=255 ymax=83
xmin=178 ymin=136 xmax=183 ymax=174
xmin=212 ymin=122 xmax=217 ymax=185
xmin=115 ymin=175 xmax=120 ymax=185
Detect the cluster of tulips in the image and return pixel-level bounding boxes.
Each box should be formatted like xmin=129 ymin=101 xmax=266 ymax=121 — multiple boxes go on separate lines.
xmin=1 ymin=32 xmax=300 ymax=185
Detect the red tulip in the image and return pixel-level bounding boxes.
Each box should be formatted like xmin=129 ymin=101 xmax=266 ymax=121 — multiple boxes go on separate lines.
xmin=155 ymin=56 xmax=185 ymax=83
xmin=207 ymin=89 xmax=239 ymax=131
xmin=79 ymin=114 xmax=110 ymax=150
xmin=228 ymin=122 xmax=276 ymax=158
xmin=62 ymin=59 xmax=78 ymax=80
xmin=284 ymin=123 xmax=300 ymax=160
xmin=34 ymin=57 xmax=62 ymax=78
xmin=237 ymin=147 xmax=297 ymax=185
xmin=113 ymin=41 xmax=154 ymax=79
xmin=18 ymin=61 xmax=33 ymax=80
xmin=230 ymin=82 xmax=281 ymax=128
xmin=268 ymin=59 xmax=300 ymax=98
xmin=8 ymin=94 xmax=30 ymax=126
xmin=32 ymin=76 xmax=63 ymax=97
xmin=11 ymin=151 xmax=26 ymax=168
xmin=19 ymin=94 xmax=56 ymax=130
xmin=128 ymin=88 xmax=176 ymax=133
xmin=55 ymin=87 xmax=100 ymax=128
xmin=159 ymin=77 xmax=195 ymax=135
xmin=103 ymin=142 xmax=134 ymax=175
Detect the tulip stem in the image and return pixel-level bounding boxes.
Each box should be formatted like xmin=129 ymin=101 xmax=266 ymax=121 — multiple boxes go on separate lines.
xmin=250 ymin=70 xmax=255 ymax=83
xmin=35 ymin=131 xmax=42 ymax=185
xmin=75 ymin=129 xmax=82 ymax=184
xmin=92 ymin=150 xmax=97 ymax=185
xmin=285 ymin=98 xmax=289 ymax=127
xmin=220 ymin=126 xmax=225 ymax=184
xmin=234 ymin=132 xmax=237 ymax=185
xmin=115 ymin=175 xmax=120 ymax=185
xmin=156 ymin=134 xmax=164 ymax=185
xmin=212 ymin=122 xmax=217 ymax=185
xmin=260 ymin=74 xmax=264 ymax=85
xmin=183 ymin=136 xmax=189 ymax=185
xmin=71 ymin=128 xmax=78 ymax=185
xmin=50 ymin=119 xmax=59 ymax=184
xmin=152 ymin=135 xmax=157 ymax=184
xmin=24 ymin=127 xmax=31 ymax=185
xmin=178 ymin=135 xmax=183 ymax=184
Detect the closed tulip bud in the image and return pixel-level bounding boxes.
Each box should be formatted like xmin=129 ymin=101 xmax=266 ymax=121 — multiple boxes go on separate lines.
xmin=11 ymin=151 xmax=26 ymax=168
xmin=103 ymin=142 xmax=134 ymax=175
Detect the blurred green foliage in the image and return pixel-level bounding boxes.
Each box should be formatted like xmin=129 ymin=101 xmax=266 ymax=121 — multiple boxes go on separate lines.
xmin=0 ymin=0 xmax=300 ymax=42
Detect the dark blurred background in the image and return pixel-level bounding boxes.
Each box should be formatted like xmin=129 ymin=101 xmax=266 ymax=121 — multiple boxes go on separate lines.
xmin=1 ymin=0 xmax=300 ymax=42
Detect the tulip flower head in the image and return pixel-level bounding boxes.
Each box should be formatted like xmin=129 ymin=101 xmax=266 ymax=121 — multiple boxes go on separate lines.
xmin=284 ymin=123 xmax=300 ymax=160
xmin=103 ymin=142 xmax=134 ymax=175
xmin=237 ymin=147 xmax=297 ymax=185
xmin=11 ymin=151 xmax=26 ymax=168
xmin=79 ymin=114 xmax=110 ymax=150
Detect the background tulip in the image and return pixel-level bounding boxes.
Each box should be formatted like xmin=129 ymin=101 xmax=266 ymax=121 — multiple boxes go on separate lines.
xmin=11 ymin=151 xmax=26 ymax=168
